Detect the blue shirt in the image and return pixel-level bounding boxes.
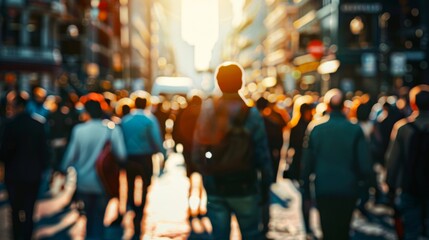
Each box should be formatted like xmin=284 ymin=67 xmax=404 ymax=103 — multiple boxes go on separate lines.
xmin=121 ymin=109 xmax=166 ymax=157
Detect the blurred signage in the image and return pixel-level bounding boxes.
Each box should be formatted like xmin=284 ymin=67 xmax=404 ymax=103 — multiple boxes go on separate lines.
xmin=341 ymin=3 xmax=382 ymax=13
xmin=361 ymin=53 xmax=377 ymax=77
xmin=403 ymin=51 xmax=425 ymax=61
xmin=307 ymin=40 xmax=324 ymax=59
xmin=297 ymin=61 xmax=320 ymax=74
xmin=390 ymin=53 xmax=407 ymax=76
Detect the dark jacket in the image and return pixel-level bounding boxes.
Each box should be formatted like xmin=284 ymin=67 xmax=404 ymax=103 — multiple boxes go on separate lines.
xmin=386 ymin=111 xmax=429 ymax=195
xmin=288 ymin=118 xmax=310 ymax=180
xmin=0 ymin=112 xmax=48 ymax=183
xmin=301 ymin=111 xmax=373 ymax=198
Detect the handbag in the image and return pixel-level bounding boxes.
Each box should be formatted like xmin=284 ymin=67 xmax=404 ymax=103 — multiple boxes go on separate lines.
xmin=96 ymin=127 xmax=120 ymax=198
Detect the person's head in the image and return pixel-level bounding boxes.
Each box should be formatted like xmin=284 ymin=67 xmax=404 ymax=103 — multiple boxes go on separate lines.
xmin=121 ymin=104 xmax=131 ymax=116
xmin=33 ymin=87 xmax=47 ymax=104
xmin=324 ymin=88 xmax=344 ymax=112
xmin=409 ymin=84 xmax=429 ymax=111
xmin=256 ymin=97 xmax=268 ymax=111
xmin=7 ymin=91 xmax=29 ymax=116
xmin=135 ymin=97 xmax=147 ymax=110
xmin=187 ymin=89 xmax=204 ymax=105
xmin=356 ymin=101 xmax=372 ymax=121
xmin=130 ymin=90 xmax=151 ymax=110
xmin=215 ymin=61 xmax=244 ymax=94
xmin=300 ymin=103 xmax=313 ymax=122
xmin=84 ymin=100 xmax=103 ymax=119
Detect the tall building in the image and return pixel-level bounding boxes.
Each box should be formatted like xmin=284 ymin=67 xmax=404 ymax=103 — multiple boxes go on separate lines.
xmin=0 ymin=0 xmax=124 ymax=96
xmin=263 ymin=0 xmax=299 ymax=94
xmin=290 ymin=0 xmax=429 ymax=96
xmin=0 ymin=0 xmax=65 ymax=93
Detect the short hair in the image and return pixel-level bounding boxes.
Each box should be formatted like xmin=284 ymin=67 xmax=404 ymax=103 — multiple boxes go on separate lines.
xmin=84 ymin=100 xmax=103 ymax=119
xmin=256 ymin=97 xmax=268 ymax=111
xmin=300 ymin=103 xmax=312 ymax=115
xmin=215 ymin=62 xmax=244 ymax=93
xmin=121 ymin=104 xmax=131 ymax=116
xmin=356 ymin=102 xmax=372 ymax=121
xmin=135 ymin=97 xmax=147 ymax=109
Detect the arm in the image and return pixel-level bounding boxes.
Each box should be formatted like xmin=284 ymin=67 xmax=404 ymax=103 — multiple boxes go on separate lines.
xmin=0 ymin=123 xmax=11 ymax=163
xmin=38 ymin=122 xmax=50 ymax=171
xmin=300 ymin=130 xmax=315 ymax=200
xmin=60 ymin=128 xmax=78 ymax=172
xmin=249 ymin=108 xmax=274 ymax=190
xmin=385 ymin=125 xmax=403 ymax=194
xmin=111 ymin=126 xmax=127 ymax=166
xmin=148 ymin=117 xmax=166 ymax=159
xmin=356 ymin=128 xmax=375 ymax=184
xmin=300 ymin=129 xmax=316 ymax=235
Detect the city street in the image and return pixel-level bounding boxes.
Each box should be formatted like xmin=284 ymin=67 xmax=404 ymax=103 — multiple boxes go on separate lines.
xmin=0 ymin=151 xmax=397 ymax=240
xmin=1 ymin=0 xmax=428 ymax=239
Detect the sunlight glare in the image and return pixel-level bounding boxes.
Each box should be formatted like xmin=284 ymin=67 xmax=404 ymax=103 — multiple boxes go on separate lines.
xmin=181 ymin=0 xmax=219 ymax=70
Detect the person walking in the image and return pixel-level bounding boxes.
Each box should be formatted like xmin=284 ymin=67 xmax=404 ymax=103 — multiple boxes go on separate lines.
xmin=192 ymin=62 xmax=273 ymax=240
xmin=286 ymin=96 xmax=314 ymax=181
xmin=60 ymin=94 xmax=127 ymax=240
xmin=120 ymin=92 xmax=166 ymax=240
xmin=173 ymin=92 xmax=203 ymax=177
xmin=386 ymin=84 xmax=429 ymax=239
xmin=0 ymin=91 xmax=49 ymax=240
xmin=300 ymin=88 xmax=373 ymax=239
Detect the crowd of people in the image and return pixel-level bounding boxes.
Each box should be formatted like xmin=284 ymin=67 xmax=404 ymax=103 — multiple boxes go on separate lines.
xmin=0 ymin=61 xmax=428 ymax=240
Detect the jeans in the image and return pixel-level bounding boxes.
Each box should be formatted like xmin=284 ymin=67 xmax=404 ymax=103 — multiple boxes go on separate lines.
xmin=75 ymin=192 xmax=108 ymax=240
xmin=126 ymin=154 xmax=153 ymax=240
xmin=396 ymin=192 xmax=429 ymax=240
xmin=207 ymin=194 xmax=263 ymax=240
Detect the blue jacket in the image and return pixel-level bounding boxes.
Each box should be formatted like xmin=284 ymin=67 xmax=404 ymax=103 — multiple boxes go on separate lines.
xmin=120 ymin=109 xmax=166 ymax=158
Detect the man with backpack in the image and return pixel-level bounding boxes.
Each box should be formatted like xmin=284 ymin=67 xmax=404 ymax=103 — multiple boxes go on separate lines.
xmin=386 ymin=84 xmax=429 ymax=239
xmin=192 ymin=62 xmax=273 ymax=240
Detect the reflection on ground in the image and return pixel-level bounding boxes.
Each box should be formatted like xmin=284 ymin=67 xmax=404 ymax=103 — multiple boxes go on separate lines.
xmin=0 ymin=152 xmax=397 ymax=240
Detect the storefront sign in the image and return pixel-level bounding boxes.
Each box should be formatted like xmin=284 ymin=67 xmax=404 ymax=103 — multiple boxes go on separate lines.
xmin=341 ymin=3 xmax=382 ymax=13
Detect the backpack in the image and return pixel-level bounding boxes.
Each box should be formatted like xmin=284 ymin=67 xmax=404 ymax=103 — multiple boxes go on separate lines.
xmin=95 ymin=126 xmax=120 ymax=198
xmin=407 ymin=122 xmax=429 ymax=198
xmin=196 ymin=103 xmax=257 ymax=195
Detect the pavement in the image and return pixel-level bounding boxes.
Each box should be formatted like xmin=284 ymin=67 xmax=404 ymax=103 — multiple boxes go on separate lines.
xmin=0 ymin=152 xmax=398 ymax=240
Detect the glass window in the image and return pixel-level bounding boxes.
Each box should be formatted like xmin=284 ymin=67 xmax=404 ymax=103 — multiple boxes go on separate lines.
xmin=2 ymin=9 xmax=21 ymax=46
xmin=28 ymin=13 xmax=42 ymax=48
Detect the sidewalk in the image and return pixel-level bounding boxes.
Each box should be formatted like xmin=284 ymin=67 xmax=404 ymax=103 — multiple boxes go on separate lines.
xmin=0 ymin=154 xmax=398 ymax=240
xmin=144 ymin=152 xmax=307 ymax=240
